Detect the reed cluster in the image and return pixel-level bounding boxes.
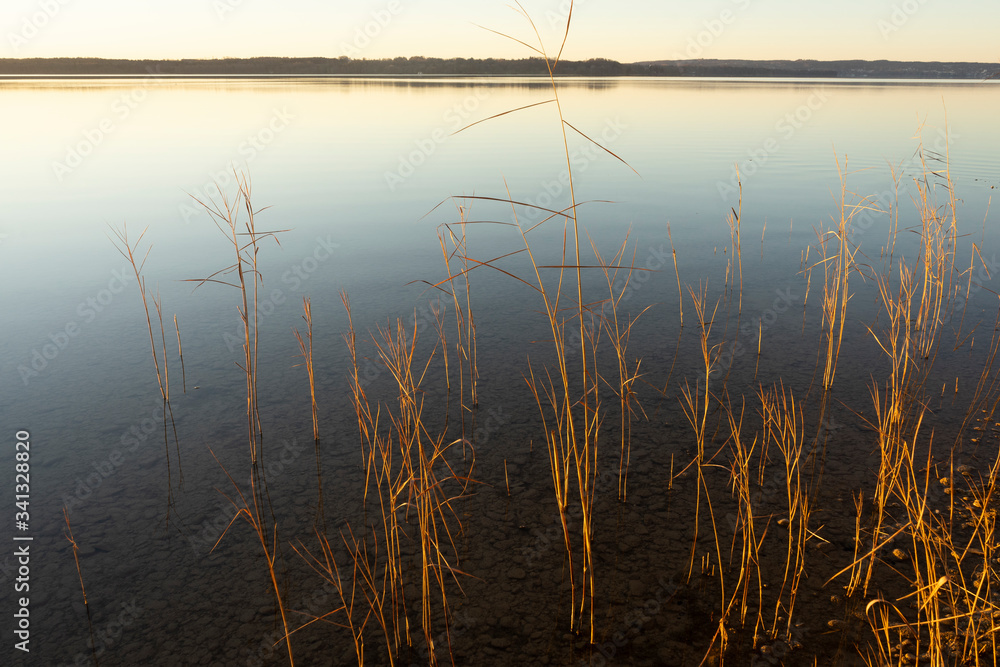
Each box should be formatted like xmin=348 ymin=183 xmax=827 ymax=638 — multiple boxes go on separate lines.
xmin=186 ymin=172 xmax=296 ymax=665
xmin=110 ymin=223 xmax=185 ymax=510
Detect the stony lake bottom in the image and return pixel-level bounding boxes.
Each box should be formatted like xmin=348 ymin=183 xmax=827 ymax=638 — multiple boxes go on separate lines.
xmin=2 ymin=76 xmax=1000 ymax=665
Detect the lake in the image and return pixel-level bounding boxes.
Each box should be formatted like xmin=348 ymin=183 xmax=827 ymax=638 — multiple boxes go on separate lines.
xmin=2 ymin=76 xmax=999 ymax=666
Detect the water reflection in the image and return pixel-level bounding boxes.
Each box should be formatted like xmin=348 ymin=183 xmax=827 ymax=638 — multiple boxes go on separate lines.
xmin=1 ymin=74 xmax=999 ymax=665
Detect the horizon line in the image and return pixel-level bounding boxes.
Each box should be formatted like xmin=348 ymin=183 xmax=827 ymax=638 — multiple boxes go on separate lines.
xmin=0 ymin=55 xmax=997 ymax=66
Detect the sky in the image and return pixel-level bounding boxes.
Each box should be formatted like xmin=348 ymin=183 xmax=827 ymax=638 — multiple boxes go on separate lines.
xmin=3 ymin=0 xmax=999 ymax=63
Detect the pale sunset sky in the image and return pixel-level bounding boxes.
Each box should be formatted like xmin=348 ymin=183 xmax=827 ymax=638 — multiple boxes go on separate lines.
xmin=3 ymin=0 xmax=998 ymax=63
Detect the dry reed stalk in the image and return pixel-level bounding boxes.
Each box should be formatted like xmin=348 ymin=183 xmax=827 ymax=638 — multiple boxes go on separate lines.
xmin=401 ymin=0 xmax=646 ymax=645
xmin=293 ymin=297 xmax=319 ymax=443
xmin=526 ymin=362 xmax=578 ymax=625
xmin=760 ymin=218 xmax=766 ymax=262
xmin=110 ymin=224 xmax=183 ymax=499
xmin=678 ymin=284 xmax=730 ymax=655
xmin=293 ymin=524 xmax=396 ymax=667
xmin=109 ymin=224 xmax=165 ymax=399
xmin=458 ymin=215 xmax=479 ymax=411
xmin=428 ymin=284 xmax=451 ymax=395
xmin=952 ymin=242 xmax=992 ymax=347
xmin=208 ymin=451 xmax=295 ymax=666
xmin=154 ymin=290 xmax=184 ymax=486
xmin=863 ymin=598 xmax=909 ymax=666
xmin=954 ymin=318 xmax=1000 ymax=451
xmin=340 ymin=291 xmax=378 ymax=501
xmin=813 ymin=154 xmax=868 ymax=390
xmin=850 ymin=158 xmax=1000 ymax=661
xmin=64 ymin=507 xmax=99 ymax=667
xmin=726 ymin=170 xmax=744 ymax=314
xmin=721 ymin=394 xmax=766 ymax=646
xmin=591 ymin=234 xmax=651 ymax=503
xmin=174 ymin=314 xmax=186 ymax=394
xmin=371 ymin=316 xmax=475 ymax=665
xmin=435 ymin=203 xmax=480 ymax=428
xmin=859 ymin=253 xmax=936 ymax=597
xmin=669 ymin=453 xmax=674 ymax=491
xmin=340 ymin=295 xmax=408 ymax=658
xmin=667 ymin=222 xmax=684 ymax=327
xmin=911 ymin=138 xmax=960 ymax=360
xmin=444 ymin=0 xmax=640 ymax=639
xmin=188 ymin=172 xmax=294 ymax=666
xmin=187 ymin=172 xmax=285 ymax=468
xmin=758 ymin=384 xmax=809 ymax=640
xmin=895 ymin=437 xmax=999 ymax=664
xmin=337 ymin=295 xmax=476 ymax=664
xmin=846 ymin=491 xmax=866 ymax=595
xmin=511 ymin=9 xmax=602 ymax=639
xmin=678 ymin=285 xmax=720 ymax=582
xmin=859 ymin=428 xmax=997 ymax=664
xmin=292 ymin=298 xmax=324 ymax=530
xmin=152 ymin=290 xmax=170 ymax=400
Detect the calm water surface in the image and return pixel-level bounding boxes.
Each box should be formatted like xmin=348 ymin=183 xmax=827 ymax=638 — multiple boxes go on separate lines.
xmin=1 ymin=77 xmax=998 ymax=665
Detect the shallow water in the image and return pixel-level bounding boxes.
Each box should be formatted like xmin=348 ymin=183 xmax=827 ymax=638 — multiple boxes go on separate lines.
xmin=2 ymin=76 xmax=999 ymax=665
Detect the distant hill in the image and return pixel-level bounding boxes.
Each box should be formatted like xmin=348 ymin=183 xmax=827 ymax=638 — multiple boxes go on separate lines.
xmin=638 ymin=58 xmax=998 ymax=80
xmin=0 ymin=56 xmax=996 ymax=79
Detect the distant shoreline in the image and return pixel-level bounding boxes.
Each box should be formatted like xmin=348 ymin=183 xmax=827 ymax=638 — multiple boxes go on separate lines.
xmin=1 ymin=74 xmax=996 ymax=83
xmin=0 ymin=56 xmax=996 ymax=80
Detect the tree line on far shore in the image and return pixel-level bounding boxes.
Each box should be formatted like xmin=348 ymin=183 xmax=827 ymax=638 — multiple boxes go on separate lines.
xmin=1 ymin=56 xmax=992 ymax=79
